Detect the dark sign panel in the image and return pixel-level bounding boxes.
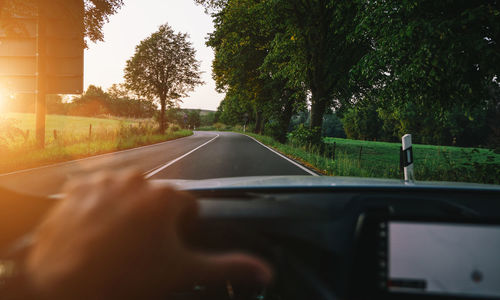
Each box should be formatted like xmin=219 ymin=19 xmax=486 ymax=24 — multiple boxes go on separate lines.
xmin=0 ymin=0 xmax=84 ymax=94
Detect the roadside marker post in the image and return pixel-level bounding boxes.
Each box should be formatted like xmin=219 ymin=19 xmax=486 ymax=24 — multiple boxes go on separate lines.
xmin=402 ymin=134 xmax=415 ymax=182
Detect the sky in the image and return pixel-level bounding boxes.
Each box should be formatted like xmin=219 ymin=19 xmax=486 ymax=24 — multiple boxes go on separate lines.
xmin=84 ymin=0 xmax=222 ymax=111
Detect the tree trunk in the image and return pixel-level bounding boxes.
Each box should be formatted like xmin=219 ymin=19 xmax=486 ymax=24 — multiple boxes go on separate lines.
xmin=159 ymin=97 xmax=166 ymax=133
xmin=254 ymin=110 xmax=263 ymax=134
xmin=309 ymin=90 xmax=328 ymax=145
xmin=276 ymin=95 xmax=295 ymax=143
xmin=310 ymin=92 xmax=328 ymax=129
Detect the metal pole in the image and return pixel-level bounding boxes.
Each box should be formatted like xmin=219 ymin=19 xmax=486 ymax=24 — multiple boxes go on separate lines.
xmin=35 ymin=0 xmax=47 ymax=148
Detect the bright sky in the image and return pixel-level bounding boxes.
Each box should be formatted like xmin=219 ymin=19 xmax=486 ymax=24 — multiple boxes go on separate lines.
xmin=84 ymin=0 xmax=222 ymax=111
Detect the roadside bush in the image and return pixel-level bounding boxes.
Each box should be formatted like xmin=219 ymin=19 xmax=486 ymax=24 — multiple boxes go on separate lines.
xmin=214 ymin=122 xmax=228 ymax=131
xmin=288 ymin=124 xmax=322 ymax=147
xmin=232 ymin=124 xmax=243 ymax=132
xmin=169 ymin=124 xmax=181 ymax=133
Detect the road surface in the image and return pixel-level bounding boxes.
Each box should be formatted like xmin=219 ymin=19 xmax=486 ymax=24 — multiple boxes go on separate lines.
xmin=0 ymin=131 xmax=316 ymax=196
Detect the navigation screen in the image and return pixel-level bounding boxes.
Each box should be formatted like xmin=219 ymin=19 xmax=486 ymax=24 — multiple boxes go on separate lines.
xmin=388 ymin=222 xmax=500 ymax=298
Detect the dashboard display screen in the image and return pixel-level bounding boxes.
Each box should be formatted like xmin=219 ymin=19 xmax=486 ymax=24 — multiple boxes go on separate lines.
xmin=387 ymin=222 xmax=500 ymax=298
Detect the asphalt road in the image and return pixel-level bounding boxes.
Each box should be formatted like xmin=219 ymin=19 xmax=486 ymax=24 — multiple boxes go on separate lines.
xmin=0 ymin=131 xmax=315 ymax=196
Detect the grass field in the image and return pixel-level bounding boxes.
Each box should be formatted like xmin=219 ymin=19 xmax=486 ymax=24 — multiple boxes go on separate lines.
xmin=245 ymin=133 xmax=500 ymax=185
xmin=2 ymin=113 xmax=141 ymax=142
xmin=0 ymin=113 xmax=192 ymax=173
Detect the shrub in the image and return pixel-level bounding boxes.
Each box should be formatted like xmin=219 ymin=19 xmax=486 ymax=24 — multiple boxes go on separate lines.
xmin=214 ymin=122 xmax=227 ymax=131
xmin=232 ymin=124 xmax=243 ymax=132
xmin=288 ymin=124 xmax=322 ymax=147
xmin=169 ymin=124 xmax=181 ymax=133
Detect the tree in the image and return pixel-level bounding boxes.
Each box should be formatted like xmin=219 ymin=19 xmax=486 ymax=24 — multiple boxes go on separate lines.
xmin=194 ymin=0 xmax=227 ymax=13
xmin=0 ymin=0 xmax=124 ymax=47
xmin=206 ymin=0 xmax=306 ymax=140
xmin=201 ymin=0 xmax=366 ymax=143
xmin=187 ymin=110 xmax=201 ymax=129
xmin=200 ymin=111 xmax=216 ymax=126
xmin=124 ymin=24 xmax=203 ymax=132
xmin=265 ymin=0 xmax=368 ymax=136
xmin=350 ymin=0 xmax=500 ymax=145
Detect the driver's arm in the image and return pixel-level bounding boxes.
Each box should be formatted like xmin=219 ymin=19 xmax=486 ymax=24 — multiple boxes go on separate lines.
xmin=0 ymin=170 xmax=272 ymax=299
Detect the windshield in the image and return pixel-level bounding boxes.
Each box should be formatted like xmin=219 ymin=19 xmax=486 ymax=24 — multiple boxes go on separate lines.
xmin=0 ymin=0 xmax=499 ymax=195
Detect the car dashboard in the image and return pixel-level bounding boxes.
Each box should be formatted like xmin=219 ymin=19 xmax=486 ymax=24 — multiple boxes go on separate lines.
xmin=172 ymin=186 xmax=500 ymax=300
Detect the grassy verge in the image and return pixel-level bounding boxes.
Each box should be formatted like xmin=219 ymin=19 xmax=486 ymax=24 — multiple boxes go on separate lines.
xmin=0 ymin=113 xmax=192 ymax=173
xmin=244 ymin=132 xmax=500 ymax=185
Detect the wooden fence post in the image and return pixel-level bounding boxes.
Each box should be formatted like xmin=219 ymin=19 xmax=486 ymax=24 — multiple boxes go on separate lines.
xmin=89 ymin=124 xmax=92 ymax=141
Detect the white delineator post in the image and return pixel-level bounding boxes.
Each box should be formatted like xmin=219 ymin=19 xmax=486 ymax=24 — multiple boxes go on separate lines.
xmin=402 ymin=134 xmax=414 ymax=182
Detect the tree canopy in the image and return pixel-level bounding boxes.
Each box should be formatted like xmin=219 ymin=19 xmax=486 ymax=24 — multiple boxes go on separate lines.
xmin=198 ymin=0 xmax=500 ymax=148
xmin=124 ymin=24 xmax=203 ymax=132
xmin=0 ymin=0 xmax=124 ymax=47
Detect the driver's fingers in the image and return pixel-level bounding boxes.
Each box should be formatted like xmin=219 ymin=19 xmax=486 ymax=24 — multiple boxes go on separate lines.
xmin=189 ymin=252 xmax=273 ymax=286
xmin=139 ymin=184 xmax=197 ymax=222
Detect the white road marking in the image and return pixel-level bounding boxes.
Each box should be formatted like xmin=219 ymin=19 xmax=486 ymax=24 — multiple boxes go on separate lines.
xmin=244 ymin=135 xmax=320 ymax=176
xmin=0 ymin=132 xmax=198 ymax=177
xmin=144 ymin=134 xmax=220 ymax=179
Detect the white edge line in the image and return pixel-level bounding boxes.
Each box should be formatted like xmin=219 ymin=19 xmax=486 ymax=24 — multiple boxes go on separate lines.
xmin=0 ymin=132 xmax=199 ymax=177
xmin=244 ymin=134 xmax=320 ymax=176
xmin=144 ymin=134 xmax=220 ymax=179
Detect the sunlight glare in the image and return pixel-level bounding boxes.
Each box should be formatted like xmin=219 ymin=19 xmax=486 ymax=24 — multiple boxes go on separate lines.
xmin=0 ymin=87 xmax=13 ymax=116
xmin=0 ymin=88 xmax=4 ymax=114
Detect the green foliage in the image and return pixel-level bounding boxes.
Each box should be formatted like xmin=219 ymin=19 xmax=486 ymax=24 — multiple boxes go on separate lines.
xmin=0 ymin=0 xmax=124 ymax=47
xmin=4 ymin=85 xmax=157 ymax=119
xmin=341 ymin=97 xmax=496 ymax=146
xmin=288 ymin=124 xmax=322 ymax=147
xmin=352 ymin=0 xmax=500 ymax=108
xmin=200 ymin=0 xmax=500 ymax=181
xmin=348 ymin=0 xmax=500 ymax=146
xmin=213 ymin=122 xmax=228 ymax=131
xmin=200 ymin=111 xmax=216 ymax=126
xmin=322 ymin=114 xmax=346 ymax=138
xmin=342 ymin=102 xmax=383 ymax=141
xmin=264 ymin=0 xmax=368 ymax=130
xmin=187 ymin=110 xmax=201 ymax=129
xmin=124 ymin=23 xmax=203 ymax=132
xmin=244 ymin=132 xmax=500 ymax=184
xmin=206 ymin=0 xmax=305 ymax=137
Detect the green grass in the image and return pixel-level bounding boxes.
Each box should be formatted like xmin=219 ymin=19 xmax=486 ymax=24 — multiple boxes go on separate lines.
xmin=3 ymin=113 xmax=142 ymax=143
xmin=0 ymin=113 xmax=192 ymax=173
xmin=324 ymin=137 xmax=499 ymax=164
xmin=245 ymin=133 xmax=500 ymax=185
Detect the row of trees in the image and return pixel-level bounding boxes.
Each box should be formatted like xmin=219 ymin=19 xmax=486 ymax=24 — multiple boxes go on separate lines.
xmin=198 ymin=0 xmax=500 ymax=148
xmin=5 ymin=85 xmax=156 ymax=118
xmin=5 ymin=85 xmax=208 ymax=129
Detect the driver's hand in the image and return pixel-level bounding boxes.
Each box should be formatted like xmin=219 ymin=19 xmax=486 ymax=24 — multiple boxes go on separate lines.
xmin=24 ymin=170 xmax=272 ymax=299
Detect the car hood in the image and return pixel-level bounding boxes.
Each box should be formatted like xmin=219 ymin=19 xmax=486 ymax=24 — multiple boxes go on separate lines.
xmin=151 ymin=176 xmax=500 ymax=192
